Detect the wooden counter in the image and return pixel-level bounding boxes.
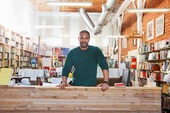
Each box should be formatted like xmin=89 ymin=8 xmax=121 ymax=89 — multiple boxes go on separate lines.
xmin=0 ymin=86 xmax=161 ymax=113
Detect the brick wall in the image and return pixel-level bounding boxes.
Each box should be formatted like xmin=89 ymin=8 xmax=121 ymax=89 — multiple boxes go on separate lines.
xmin=121 ymin=0 xmax=170 ymax=57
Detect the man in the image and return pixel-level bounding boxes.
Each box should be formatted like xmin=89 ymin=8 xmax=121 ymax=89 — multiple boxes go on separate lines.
xmin=60 ymin=30 xmax=109 ymax=91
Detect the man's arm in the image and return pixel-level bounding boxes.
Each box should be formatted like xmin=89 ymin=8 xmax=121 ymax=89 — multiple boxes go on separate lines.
xmin=62 ymin=76 xmax=67 ymax=84
xmin=95 ymin=47 xmax=109 ymax=82
xmin=102 ymin=69 xmax=109 ymax=82
xmin=59 ymin=51 xmax=73 ymax=89
xmin=59 ymin=76 xmax=71 ymax=90
xmin=97 ymin=69 xmax=109 ymax=91
xmin=95 ymin=47 xmax=109 ymax=91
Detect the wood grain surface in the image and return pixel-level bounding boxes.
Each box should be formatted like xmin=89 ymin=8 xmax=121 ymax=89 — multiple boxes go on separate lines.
xmin=0 ymin=86 xmax=161 ymax=113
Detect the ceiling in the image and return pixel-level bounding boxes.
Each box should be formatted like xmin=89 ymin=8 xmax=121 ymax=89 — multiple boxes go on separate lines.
xmin=30 ymin=0 xmax=124 ymax=13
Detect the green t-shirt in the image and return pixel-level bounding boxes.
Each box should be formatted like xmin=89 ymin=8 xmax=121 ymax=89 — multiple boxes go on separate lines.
xmin=62 ymin=45 xmax=108 ymax=86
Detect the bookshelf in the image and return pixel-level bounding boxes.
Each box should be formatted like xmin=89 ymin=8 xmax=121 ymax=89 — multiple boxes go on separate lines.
xmin=139 ymin=40 xmax=170 ymax=81
xmin=22 ymin=50 xmax=32 ymax=68
xmin=138 ymin=40 xmax=170 ymax=112
xmin=0 ymin=26 xmax=4 ymax=68
xmin=0 ymin=29 xmax=25 ymax=70
xmin=0 ymin=24 xmax=51 ymax=76
xmin=4 ymin=45 xmax=10 ymax=67
xmin=0 ymin=44 xmax=3 ymax=68
xmin=20 ymin=36 xmax=24 ymax=68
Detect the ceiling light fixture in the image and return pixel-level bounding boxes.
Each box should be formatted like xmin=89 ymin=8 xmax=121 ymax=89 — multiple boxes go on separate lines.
xmin=46 ymin=1 xmax=93 ymax=7
xmin=35 ymin=25 xmax=64 ymax=29
xmin=128 ymin=8 xmax=170 ymax=13
xmin=106 ymin=35 xmax=126 ymax=38
xmin=106 ymin=35 xmax=143 ymax=39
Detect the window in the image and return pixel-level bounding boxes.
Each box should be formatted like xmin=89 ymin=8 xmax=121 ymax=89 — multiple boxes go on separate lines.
xmin=102 ymin=38 xmax=108 ymax=47
xmin=42 ymin=38 xmax=62 ymax=47
xmin=89 ymin=38 xmax=95 ymax=45
xmin=70 ymin=38 xmax=79 ymax=46
xmin=70 ymin=38 xmax=96 ymax=46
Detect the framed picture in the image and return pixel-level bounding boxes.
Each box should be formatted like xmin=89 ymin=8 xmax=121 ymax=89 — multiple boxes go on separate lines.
xmin=156 ymin=14 xmax=164 ymax=37
xmin=133 ymin=39 xmax=137 ymax=46
xmin=147 ymin=20 xmax=154 ymax=40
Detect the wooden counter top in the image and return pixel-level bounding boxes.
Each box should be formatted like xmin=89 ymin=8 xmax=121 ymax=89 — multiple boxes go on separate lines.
xmin=0 ymin=86 xmax=161 ymax=113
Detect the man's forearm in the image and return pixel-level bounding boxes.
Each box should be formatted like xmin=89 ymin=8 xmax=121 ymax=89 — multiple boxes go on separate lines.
xmin=62 ymin=76 xmax=67 ymax=84
xmin=102 ymin=69 xmax=109 ymax=82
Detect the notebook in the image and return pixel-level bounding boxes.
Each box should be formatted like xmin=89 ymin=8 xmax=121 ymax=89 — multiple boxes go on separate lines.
xmin=0 ymin=68 xmax=13 ymax=85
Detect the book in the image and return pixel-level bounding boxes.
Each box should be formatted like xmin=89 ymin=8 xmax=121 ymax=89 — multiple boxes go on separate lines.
xmin=114 ymin=83 xmax=125 ymax=87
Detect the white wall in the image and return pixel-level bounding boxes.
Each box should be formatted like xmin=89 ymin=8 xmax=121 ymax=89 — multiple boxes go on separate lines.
xmin=0 ymin=0 xmax=37 ymax=37
xmin=0 ymin=0 xmax=114 ymax=54
xmin=128 ymin=49 xmax=138 ymax=57
xmin=97 ymin=67 xmax=120 ymax=78
xmin=125 ymin=49 xmax=138 ymax=62
xmin=38 ymin=12 xmax=113 ymax=50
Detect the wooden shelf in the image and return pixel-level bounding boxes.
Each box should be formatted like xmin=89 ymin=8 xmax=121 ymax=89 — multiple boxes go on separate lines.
xmin=139 ymin=41 xmax=170 ymax=89
xmin=140 ymin=46 xmax=170 ymax=55
xmin=144 ymin=58 xmax=170 ymax=62
xmin=0 ymin=24 xmax=50 ymax=72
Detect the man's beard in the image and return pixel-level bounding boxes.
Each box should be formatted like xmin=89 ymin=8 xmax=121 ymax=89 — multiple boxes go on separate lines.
xmin=80 ymin=42 xmax=88 ymax=48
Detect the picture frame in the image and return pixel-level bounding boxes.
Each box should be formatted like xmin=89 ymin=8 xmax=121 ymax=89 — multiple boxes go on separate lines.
xmin=156 ymin=14 xmax=164 ymax=37
xmin=147 ymin=20 xmax=154 ymax=40
xmin=133 ymin=39 xmax=137 ymax=46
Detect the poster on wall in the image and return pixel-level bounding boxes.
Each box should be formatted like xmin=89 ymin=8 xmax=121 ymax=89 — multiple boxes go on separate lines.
xmin=55 ymin=47 xmax=70 ymax=56
xmin=147 ymin=20 xmax=154 ymax=40
xmin=156 ymin=14 xmax=164 ymax=37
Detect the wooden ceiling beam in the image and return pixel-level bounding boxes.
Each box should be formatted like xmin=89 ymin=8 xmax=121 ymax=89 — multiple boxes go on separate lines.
xmin=30 ymin=0 xmax=110 ymax=12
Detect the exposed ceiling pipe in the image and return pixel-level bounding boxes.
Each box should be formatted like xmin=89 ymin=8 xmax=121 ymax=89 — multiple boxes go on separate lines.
xmin=106 ymin=0 xmax=117 ymax=9
xmin=97 ymin=4 xmax=110 ymax=26
xmin=79 ymin=0 xmax=117 ymax=35
xmin=79 ymin=8 xmax=95 ymax=32
xmin=111 ymin=0 xmax=132 ymax=26
xmin=92 ymin=4 xmax=109 ymax=35
xmin=93 ymin=25 xmax=103 ymax=35
xmin=93 ymin=0 xmax=117 ymax=35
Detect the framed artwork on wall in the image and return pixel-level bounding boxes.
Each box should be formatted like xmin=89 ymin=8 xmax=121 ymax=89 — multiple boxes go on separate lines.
xmin=133 ymin=38 xmax=137 ymax=46
xmin=147 ymin=20 xmax=154 ymax=40
xmin=156 ymin=14 xmax=164 ymax=37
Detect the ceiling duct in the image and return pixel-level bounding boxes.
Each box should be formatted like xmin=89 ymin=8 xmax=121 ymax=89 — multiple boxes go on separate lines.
xmin=79 ymin=0 xmax=117 ymax=35
xmin=93 ymin=0 xmax=117 ymax=35
xmin=97 ymin=4 xmax=110 ymax=26
xmin=79 ymin=8 xmax=95 ymax=32
xmin=106 ymin=0 xmax=116 ymax=9
xmin=93 ymin=25 xmax=103 ymax=35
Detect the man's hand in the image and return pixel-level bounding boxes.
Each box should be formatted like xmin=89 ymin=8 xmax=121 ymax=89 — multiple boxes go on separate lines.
xmin=97 ymin=82 xmax=109 ymax=91
xmin=59 ymin=83 xmax=71 ymax=90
